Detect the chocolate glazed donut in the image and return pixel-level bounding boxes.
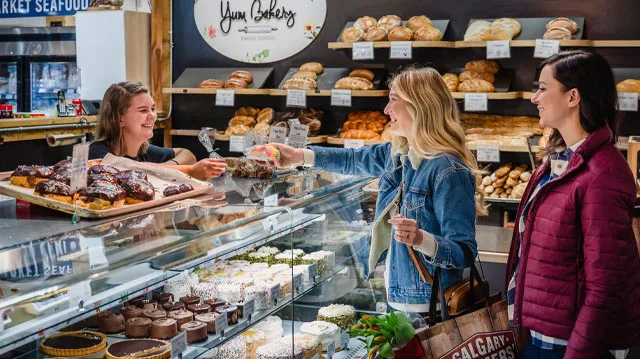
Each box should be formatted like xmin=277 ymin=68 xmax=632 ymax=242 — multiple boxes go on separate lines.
xmin=10 ymin=165 xmax=54 ymax=188
xmin=87 ymin=164 xmax=119 ymax=176
xmin=116 ymin=170 xmax=148 ymax=185
xmin=120 ymin=179 xmax=155 ymax=204
xmin=87 ymin=173 xmax=117 ymax=186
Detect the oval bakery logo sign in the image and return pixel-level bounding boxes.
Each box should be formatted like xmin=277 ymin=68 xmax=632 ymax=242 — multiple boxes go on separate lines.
xmin=194 ymin=0 xmax=327 ymax=63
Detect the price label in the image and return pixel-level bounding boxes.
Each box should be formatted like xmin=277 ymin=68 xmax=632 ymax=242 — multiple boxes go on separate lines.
xmin=341 ymin=332 xmax=350 ymax=350
xmin=215 ymin=89 xmax=235 ymax=107
xmin=214 ymin=311 xmax=228 ymax=335
xmin=67 ymin=281 xmax=92 ymax=309
xmin=288 ymin=124 xmax=309 ymax=148
xmin=81 ymin=237 xmax=109 ymax=270
xmin=69 ymin=142 xmax=89 ymax=193
xmin=352 ymin=42 xmax=374 ymax=60
xmin=264 ymin=194 xmax=278 ymax=207
xmin=270 ymin=283 xmax=281 ymax=306
xmin=269 ymin=126 xmax=287 ymax=144
xmin=243 ymin=298 xmax=255 ymax=321
xmin=288 ymin=118 xmax=300 ymax=126
xmin=331 ymin=89 xmax=352 ymax=107
xmin=486 ymin=40 xmax=511 ymax=59
xmin=327 ymin=342 xmax=336 ymax=358
xmin=464 ymin=93 xmax=488 ymax=112
xmin=390 ymin=41 xmax=412 ymax=59
xmin=171 ymin=331 xmax=188 ymax=357
xmin=534 ymin=39 xmax=560 ymax=58
xmin=618 ymin=92 xmax=638 ymax=112
xmin=286 ymin=89 xmax=307 ymax=108
xmin=308 ymin=263 xmax=318 ymax=282
xmin=476 ymin=144 xmax=500 ymax=163
xmin=229 ymin=135 xmax=245 ymax=152
xmin=344 ymin=139 xmax=365 ymax=149
xmin=293 ymin=273 xmax=303 ymax=294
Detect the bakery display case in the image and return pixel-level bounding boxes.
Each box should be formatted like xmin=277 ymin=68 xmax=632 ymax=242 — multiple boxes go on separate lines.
xmin=0 ymin=171 xmax=379 ymax=358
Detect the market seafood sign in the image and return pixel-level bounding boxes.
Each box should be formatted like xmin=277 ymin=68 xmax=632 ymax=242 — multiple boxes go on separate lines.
xmin=0 ymin=0 xmax=90 ymax=18
xmin=194 ymin=0 xmax=327 ymax=63
xmin=441 ymin=330 xmax=518 ymax=359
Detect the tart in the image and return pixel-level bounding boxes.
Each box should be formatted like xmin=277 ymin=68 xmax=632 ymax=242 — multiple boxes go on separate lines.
xmin=105 ymin=338 xmax=171 ymax=359
xmin=40 ymin=330 xmax=107 ymax=357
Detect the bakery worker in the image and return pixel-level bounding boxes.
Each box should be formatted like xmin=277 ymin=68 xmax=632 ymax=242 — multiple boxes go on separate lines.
xmin=266 ymin=67 xmax=484 ymax=314
xmin=89 ymin=82 xmax=227 ymax=180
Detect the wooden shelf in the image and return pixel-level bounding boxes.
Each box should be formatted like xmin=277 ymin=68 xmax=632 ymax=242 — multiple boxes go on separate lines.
xmin=522 ymin=92 xmax=534 ymax=100
xmin=455 ymin=39 xmax=592 ymax=48
xmin=451 ymin=92 xmax=521 ymax=100
xmin=169 ymin=130 xmax=327 ymax=144
xmin=269 ymin=89 xmax=389 ymax=97
xmin=467 ymin=143 xmax=539 ymax=153
xmin=0 ymin=116 xmax=97 ymax=129
xmin=590 ymin=40 xmax=640 ymax=47
xmin=328 ymin=41 xmax=455 ymax=49
xmin=163 ymin=88 xmax=272 ymax=95
xmin=328 ymin=40 xmax=640 ymax=50
xmin=326 ymin=137 xmax=389 ymax=146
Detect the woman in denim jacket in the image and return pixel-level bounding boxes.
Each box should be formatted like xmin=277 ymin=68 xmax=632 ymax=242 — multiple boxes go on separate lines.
xmin=269 ymin=67 xmax=484 ymax=312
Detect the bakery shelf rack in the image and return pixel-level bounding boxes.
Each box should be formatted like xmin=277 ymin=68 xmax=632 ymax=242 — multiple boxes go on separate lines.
xmin=168 ymin=130 xmax=328 ymax=145
xmin=328 ymin=40 xmax=456 ymax=49
xmin=163 ymin=87 xmax=272 ymax=96
xmin=269 ymin=89 xmax=389 ymax=97
xmin=451 ymin=92 xmax=522 ymax=100
xmin=467 ymin=143 xmax=539 ymax=153
xmin=328 ymin=39 xmax=640 ymax=50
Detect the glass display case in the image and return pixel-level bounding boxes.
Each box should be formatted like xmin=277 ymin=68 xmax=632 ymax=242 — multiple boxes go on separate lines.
xmin=0 ymin=62 xmax=18 ymax=111
xmin=29 ymin=62 xmax=79 ymax=115
xmin=0 ymin=171 xmax=378 ymax=359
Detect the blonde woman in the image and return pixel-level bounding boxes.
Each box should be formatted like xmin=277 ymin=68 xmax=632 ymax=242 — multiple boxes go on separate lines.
xmin=90 ymin=82 xmax=227 ymax=180
xmin=269 ymin=67 xmax=483 ymax=312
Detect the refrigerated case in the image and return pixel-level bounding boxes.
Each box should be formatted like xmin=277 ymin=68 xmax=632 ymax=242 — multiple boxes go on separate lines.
xmin=28 ymin=60 xmax=78 ymax=114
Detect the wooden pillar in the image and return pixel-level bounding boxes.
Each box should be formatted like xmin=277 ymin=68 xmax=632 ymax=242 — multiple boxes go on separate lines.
xmin=151 ymin=0 xmax=172 ymax=146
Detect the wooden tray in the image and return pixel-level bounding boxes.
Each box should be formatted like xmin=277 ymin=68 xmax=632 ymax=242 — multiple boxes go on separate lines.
xmin=327 ymin=137 xmax=390 ymax=146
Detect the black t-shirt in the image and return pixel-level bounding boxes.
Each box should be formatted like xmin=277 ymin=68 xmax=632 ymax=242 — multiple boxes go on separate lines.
xmin=89 ymin=141 xmax=175 ymax=163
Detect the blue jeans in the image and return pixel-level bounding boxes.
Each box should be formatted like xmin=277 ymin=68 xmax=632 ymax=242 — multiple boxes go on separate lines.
xmin=523 ymin=338 xmax=616 ymax=359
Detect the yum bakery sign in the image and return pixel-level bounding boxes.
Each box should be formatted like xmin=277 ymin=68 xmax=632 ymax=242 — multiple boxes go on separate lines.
xmin=441 ymin=331 xmax=517 ymax=359
xmin=194 ymin=0 xmax=327 ymax=63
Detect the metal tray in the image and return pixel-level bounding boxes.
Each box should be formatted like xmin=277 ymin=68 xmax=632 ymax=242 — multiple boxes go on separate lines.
xmin=277 ymin=67 xmax=388 ymax=90
xmin=172 ymin=67 xmax=274 ymax=88
xmin=466 ymin=17 xmax=585 ymax=40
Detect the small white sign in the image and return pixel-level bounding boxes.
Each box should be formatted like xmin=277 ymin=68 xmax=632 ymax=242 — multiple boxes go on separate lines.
xmin=215 ymin=89 xmax=235 ymax=107
xmin=264 ymin=194 xmax=278 ymax=207
xmin=286 ymin=89 xmax=307 ymax=108
xmin=534 ymin=39 xmax=560 ymax=58
xmin=269 ymin=126 xmax=287 ymax=144
xmin=327 ymin=342 xmax=336 ymax=358
xmin=270 ymin=283 xmax=281 ymax=306
xmin=486 ymin=40 xmax=511 ymax=59
xmin=390 ymin=41 xmax=412 ymax=59
xmin=618 ymin=92 xmax=639 ymax=112
xmin=344 ymin=139 xmax=365 ymax=149
xmin=289 ymin=124 xmax=309 ymax=148
xmin=331 ymin=89 xmax=352 ymax=107
xmin=70 ymin=142 xmax=89 ymax=193
xmin=293 ymin=273 xmax=303 ymax=294
xmin=82 ymin=237 xmax=109 ymax=270
xmin=171 ymin=331 xmax=188 ymax=357
xmin=244 ymin=298 xmax=255 ymax=320
xmin=308 ymin=263 xmax=318 ymax=281
xmin=352 ymin=42 xmax=374 ymax=60
xmin=464 ymin=93 xmax=488 ymax=112
xmin=229 ymin=135 xmax=245 ymax=152
xmin=67 ymin=281 xmax=92 ymax=309
xmin=215 ymin=310 xmax=228 ymax=335
xmin=476 ymin=144 xmax=501 ymax=163
xmin=341 ymin=332 xmax=350 ymax=350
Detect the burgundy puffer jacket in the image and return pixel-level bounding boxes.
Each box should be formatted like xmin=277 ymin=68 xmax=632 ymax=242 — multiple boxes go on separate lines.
xmin=506 ymin=126 xmax=640 ymax=358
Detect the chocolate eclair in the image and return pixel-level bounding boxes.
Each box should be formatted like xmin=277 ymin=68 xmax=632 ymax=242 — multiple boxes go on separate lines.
xmin=116 ymin=170 xmax=148 ymax=184
xmin=120 ymin=178 xmax=155 ymax=204
xmin=10 ymin=165 xmax=53 ymax=188
xmin=34 ymin=180 xmax=75 ymax=204
xmin=87 ymin=164 xmax=119 ymax=176
xmin=53 ymin=158 xmax=72 ymax=172
xmin=76 ymin=180 xmax=126 ymax=210
xmin=50 ymin=168 xmax=71 ymax=185
xmin=87 ymin=173 xmax=117 ymax=186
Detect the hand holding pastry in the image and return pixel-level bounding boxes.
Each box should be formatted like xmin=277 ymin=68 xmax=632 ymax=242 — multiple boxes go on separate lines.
xmin=258 ymin=143 xmax=304 ymax=168
xmin=188 ymin=158 xmax=228 ymax=180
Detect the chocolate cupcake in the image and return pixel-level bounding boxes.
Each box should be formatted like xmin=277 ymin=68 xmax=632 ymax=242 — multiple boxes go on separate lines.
xmin=153 ymin=293 xmax=174 ymax=305
xmin=125 ymin=317 xmax=152 ymax=338
xmin=195 ymin=313 xmax=218 ymax=334
xmin=168 ymin=309 xmax=193 ymax=329
xmin=180 ymin=296 xmax=201 ymax=306
xmin=162 ymin=301 xmax=185 ymax=312
xmin=120 ymin=305 xmax=144 ymax=321
xmin=98 ymin=312 xmax=125 ymax=334
xmin=188 ymin=303 xmax=211 ymax=315
xmin=151 ymin=318 xmax=178 ymax=340
xmin=181 ymin=321 xmax=208 ymax=343
xmin=142 ymin=308 xmax=166 ymax=321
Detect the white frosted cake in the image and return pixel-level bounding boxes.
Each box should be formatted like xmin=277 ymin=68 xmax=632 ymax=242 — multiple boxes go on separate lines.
xmin=256 ymin=342 xmax=302 ymax=359
xmin=280 ymin=334 xmax=322 ymax=359
xmin=317 ymin=304 xmax=356 ymax=331
xmin=299 ymin=321 xmax=340 ymax=351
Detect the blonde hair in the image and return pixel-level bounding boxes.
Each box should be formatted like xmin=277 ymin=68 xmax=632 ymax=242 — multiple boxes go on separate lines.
xmin=388 ymin=66 xmax=487 ymax=215
xmin=95 ymin=82 xmax=150 ymax=157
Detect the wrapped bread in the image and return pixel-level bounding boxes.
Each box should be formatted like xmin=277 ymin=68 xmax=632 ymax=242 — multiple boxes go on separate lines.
xmin=458 ymin=79 xmax=495 ymax=93
xmin=388 ymin=27 xmax=413 ymax=41
xmin=378 ymin=15 xmax=402 ymax=29
xmin=300 ymin=62 xmax=324 ymax=74
xmin=414 ymin=26 xmax=442 ymax=41
xmin=340 ymin=129 xmax=381 ymax=140
xmin=354 ymin=16 xmax=377 ymax=31
xmin=406 ymin=15 xmax=432 ymax=32
xmin=342 ymin=27 xmax=364 ymax=42
xmin=229 ymin=116 xmax=256 ymax=127
xmin=292 ymin=71 xmax=317 ymax=81
xmin=616 ymin=79 xmax=640 ymax=93
xmin=335 ymin=77 xmax=374 ymax=91
xmin=465 ymin=60 xmax=500 ymax=75
xmin=464 ymin=20 xmax=492 ymax=41
xmin=257 ymin=108 xmax=275 ymax=124
xmin=198 ymin=79 xmax=224 ymax=89
xmin=546 ymin=17 xmax=578 ymax=34
xmin=459 ymin=71 xmax=495 ymax=84
xmin=442 ymin=73 xmax=459 ymax=92
xmin=364 ymin=26 xmax=388 ymax=41
xmin=283 ymin=77 xmax=317 ymax=90
xmin=544 ymin=27 xmax=572 ymax=40
xmin=349 ymin=69 xmax=375 ymax=82
xmin=225 ymin=125 xmax=251 ymax=136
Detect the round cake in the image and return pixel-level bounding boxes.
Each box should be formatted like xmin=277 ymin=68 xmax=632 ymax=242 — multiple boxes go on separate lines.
xmin=40 ymin=331 xmax=106 ymax=357
xmin=194 ymin=312 xmax=218 ymax=334
xmin=162 ymin=301 xmax=185 ymax=312
xmin=254 ymin=316 xmax=283 ymax=344
xmin=316 ymin=304 xmax=356 ymax=331
xmin=142 ymin=301 xmax=159 ymax=310
xmin=125 ymin=317 xmax=152 ymax=338
xmin=256 ymin=342 xmax=303 ymax=359
xmin=98 ymin=312 xmax=125 ymax=334
xmin=188 ymin=303 xmax=211 ymax=315
xmin=280 ymin=334 xmax=322 ymax=359
xmin=204 ymin=298 xmax=226 ymax=311
xmin=299 ymin=321 xmax=340 ymax=352
xmin=127 ymin=296 xmax=147 ymax=308
xmin=87 ymin=310 xmax=111 ymax=328
xmin=168 ymin=309 xmax=193 ymax=328
xmin=179 ymin=295 xmax=201 ymax=306
xmin=245 ymin=285 xmax=270 ymax=311
xmin=216 ymin=304 xmax=239 ymax=325
xmin=181 ymin=321 xmax=208 ymax=343
xmin=152 ymin=292 xmax=174 ymax=305
xmin=105 ymin=338 xmax=171 ymax=359
xmin=151 ymin=318 xmax=178 ymax=340
xmin=143 ymin=308 xmax=167 ymax=321
xmin=120 ymin=305 xmax=144 ymax=321
xmin=243 ymin=329 xmax=267 ymax=359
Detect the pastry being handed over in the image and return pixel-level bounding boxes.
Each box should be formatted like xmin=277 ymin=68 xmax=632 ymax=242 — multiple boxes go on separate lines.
xmin=247 ymin=144 xmax=281 ymax=162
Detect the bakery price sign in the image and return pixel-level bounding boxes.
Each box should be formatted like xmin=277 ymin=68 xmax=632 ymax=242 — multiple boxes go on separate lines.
xmin=194 ymin=0 xmax=327 ymax=63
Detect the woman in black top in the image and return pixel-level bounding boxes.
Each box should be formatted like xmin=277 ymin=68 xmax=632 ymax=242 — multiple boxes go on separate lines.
xmin=90 ymin=82 xmax=226 ymax=180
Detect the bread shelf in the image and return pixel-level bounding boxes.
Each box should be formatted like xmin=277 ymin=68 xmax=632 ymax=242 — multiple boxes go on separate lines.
xmin=467 ymin=143 xmax=539 ymax=152
xmin=269 ymin=89 xmax=389 ymax=97
xmin=328 ymin=41 xmax=455 ymax=49
xmin=163 ymin=88 xmax=271 ymax=95
xmin=522 ymin=92 xmax=535 ymax=100
xmin=327 ymin=137 xmax=390 ymax=146
xmin=451 ymin=92 xmax=521 ymax=100
xmin=455 ymin=39 xmax=592 ymax=48
xmin=328 ymin=40 xmax=640 ymax=50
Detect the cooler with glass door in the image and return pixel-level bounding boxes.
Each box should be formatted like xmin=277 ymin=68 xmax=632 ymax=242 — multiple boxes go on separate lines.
xmin=27 ymin=60 xmax=79 ymax=115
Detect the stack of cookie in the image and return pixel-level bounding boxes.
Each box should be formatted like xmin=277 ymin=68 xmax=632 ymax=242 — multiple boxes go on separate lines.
xmin=478 ymin=163 xmax=532 ymax=200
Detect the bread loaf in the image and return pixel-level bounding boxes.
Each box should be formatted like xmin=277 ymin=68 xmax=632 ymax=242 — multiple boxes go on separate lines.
xmin=300 ymin=62 xmax=324 ymax=74
xmin=349 ymin=69 xmax=375 ymax=82
xmin=442 ymin=73 xmax=459 ymax=92
xmin=414 ymin=26 xmax=442 ymax=41
xmin=546 ymin=17 xmax=578 ymax=34
xmin=198 ymin=79 xmax=224 ymax=89
xmin=464 ymin=20 xmax=492 ymax=41
xmin=388 ymin=27 xmax=413 ymax=41
xmin=406 ymin=15 xmax=432 ymax=32
xmin=491 ymin=18 xmax=521 ymax=38
xmin=229 ymin=116 xmax=256 ymax=127
xmin=254 ymin=122 xmax=270 ymax=136
xmin=283 ymin=77 xmax=317 ymax=90
xmin=230 ymin=70 xmax=253 ymax=84
xmin=335 ymin=77 xmax=374 ymax=91
xmin=378 ymin=15 xmax=402 ymax=29
xmin=616 ymin=79 xmax=640 ymax=93
xmin=224 ymin=78 xmax=248 ymax=89
xmin=364 ymin=26 xmax=388 ymax=41
xmin=342 ymin=27 xmax=364 ymax=42
xmin=458 ymin=79 xmax=495 ymax=93
xmin=459 ymin=71 xmax=495 ymax=84
xmin=257 ymin=108 xmax=275 ymax=124
xmin=292 ymin=71 xmax=317 ymax=81
xmin=340 ymin=129 xmax=381 ymax=140
xmin=234 ymin=107 xmax=260 ymax=118
xmin=543 ymin=27 xmax=572 ymax=40
xmin=225 ymin=125 xmax=251 ymax=136
xmin=465 ymin=60 xmax=500 ymax=75
xmin=381 ymin=128 xmax=393 ymax=141
xmin=354 ymin=16 xmax=377 ymax=31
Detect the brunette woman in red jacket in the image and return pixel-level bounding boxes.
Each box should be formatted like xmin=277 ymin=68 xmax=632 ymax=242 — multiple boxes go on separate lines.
xmin=506 ymin=50 xmax=640 ymax=358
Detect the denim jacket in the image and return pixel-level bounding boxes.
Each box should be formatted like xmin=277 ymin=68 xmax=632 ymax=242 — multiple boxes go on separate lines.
xmin=312 ymin=143 xmax=478 ymax=304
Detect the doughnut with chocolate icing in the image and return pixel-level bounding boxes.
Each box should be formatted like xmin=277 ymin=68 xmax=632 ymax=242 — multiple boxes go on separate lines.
xmin=10 ymin=165 xmax=53 ymax=188
xmin=77 ymin=180 xmax=126 ymax=210
xmin=88 ymin=173 xmax=117 ymax=186
xmin=34 ymin=180 xmax=75 ymax=204
xmin=116 ymin=170 xmax=148 ymax=185
xmin=120 ymin=178 xmax=155 ymax=204
xmin=87 ymin=164 xmax=119 ymax=176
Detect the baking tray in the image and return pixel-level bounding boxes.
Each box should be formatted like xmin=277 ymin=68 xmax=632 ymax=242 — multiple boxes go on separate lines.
xmin=172 ymin=67 xmax=274 ymax=89
xmin=466 ymin=17 xmax=585 ymax=40
xmin=277 ymin=67 xmax=388 ymax=90
xmin=446 ymin=68 xmax=514 ymax=92
xmin=336 ymin=19 xmax=450 ymax=42
xmin=0 ymin=156 xmax=213 ymax=219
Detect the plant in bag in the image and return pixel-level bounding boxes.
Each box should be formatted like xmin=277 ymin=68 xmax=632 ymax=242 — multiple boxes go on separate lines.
xmin=349 ymin=311 xmax=416 ymax=359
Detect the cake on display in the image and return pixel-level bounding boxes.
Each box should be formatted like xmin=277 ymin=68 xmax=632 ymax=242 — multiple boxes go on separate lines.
xmin=40 ymin=331 xmax=107 ymax=357
xmin=151 ymin=318 xmax=178 ymax=340
xmin=181 ymin=321 xmax=208 ymax=343
xmin=125 ymin=317 xmax=152 ymax=338
xmin=256 ymin=342 xmax=303 ymax=359
xmin=316 ymin=304 xmax=357 ymax=330
xmin=280 ymin=334 xmax=322 ymax=359
xmin=300 ymin=321 xmax=341 ymax=352
xmin=105 ymin=338 xmax=171 ymax=359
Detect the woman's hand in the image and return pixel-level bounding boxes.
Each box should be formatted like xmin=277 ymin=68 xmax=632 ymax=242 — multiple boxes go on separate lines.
xmin=388 ymin=215 xmax=423 ymax=247
xmin=188 ymin=158 xmax=228 ymax=180
xmin=263 ymin=143 xmax=305 ymax=168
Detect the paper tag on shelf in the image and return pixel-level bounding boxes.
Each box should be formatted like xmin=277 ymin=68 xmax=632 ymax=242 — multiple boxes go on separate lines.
xmin=476 ymin=144 xmax=501 ymax=163
xmin=171 ymin=330 xmax=188 ymax=357
xmin=341 ymin=332 xmax=350 ymax=350
xmin=308 ymin=263 xmax=318 ymax=282
xmin=264 ymin=194 xmax=278 ymax=207
xmin=82 ymin=237 xmax=109 ymax=270
xmin=617 ymin=136 xmax=629 ymax=149
xmin=534 ymin=39 xmax=560 ymax=58
xmin=464 ymin=93 xmax=488 ymax=112
xmin=390 ymin=41 xmax=412 ymax=59
xmin=486 ymin=40 xmax=511 ymax=59
xmin=327 ymin=342 xmax=336 ymax=358
xmin=69 ymin=142 xmax=89 ymax=193
xmin=244 ymin=298 xmax=255 ymax=321
xmin=215 ymin=310 xmax=228 ymax=335
xmin=352 ymin=42 xmax=374 ymax=60
xmin=286 ymin=89 xmax=307 ymax=108
xmin=288 ymin=118 xmax=300 ymax=126
xmin=288 ymin=124 xmax=309 ymax=148
xmin=293 ymin=273 xmax=303 ymax=294
xmin=331 ymin=89 xmax=352 ymax=107
xmin=229 ymin=135 xmax=246 ymax=152
xmin=618 ymin=92 xmax=639 ymax=111
xmin=269 ymin=126 xmax=287 ymax=144
xmin=270 ymin=283 xmax=281 ymax=306
xmin=68 ymin=281 xmax=92 ymax=309
xmin=215 ymin=89 xmax=235 ymax=107
xmin=344 ymin=139 xmax=365 ymax=149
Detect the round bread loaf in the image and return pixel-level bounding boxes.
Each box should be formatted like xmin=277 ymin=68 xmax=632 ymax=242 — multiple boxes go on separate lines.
xmin=348 ymin=69 xmax=375 ymax=82
xmin=230 ymin=70 xmax=253 ymax=84
xmin=407 ymin=15 xmax=432 ymax=32
xmin=377 ymin=15 xmax=402 ymax=28
xmin=224 ymin=78 xmax=248 ymax=89
xmin=353 ymin=16 xmax=377 ymax=31
xmin=543 ymin=27 xmax=572 ymax=40
xmin=388 ymin=27 xmax=413 ymax=41
xmin=414 ymin=26 xmax=442 ymax=41
xmin=198 ymin=79 xmax=224 ymax=89
xmin=300 ymin=62 xmax=324 ymax=74
xmin=341 ymin=27 xmax=364 ymax=42
xmin=364 ymin=26 xmax=388 ymax=41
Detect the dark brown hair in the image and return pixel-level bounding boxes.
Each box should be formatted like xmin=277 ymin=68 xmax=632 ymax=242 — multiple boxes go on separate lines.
xmin=94 ymin=82 xmax=150 ymax=156
xmin=538 ymin=50 xmax=619 ymax=157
